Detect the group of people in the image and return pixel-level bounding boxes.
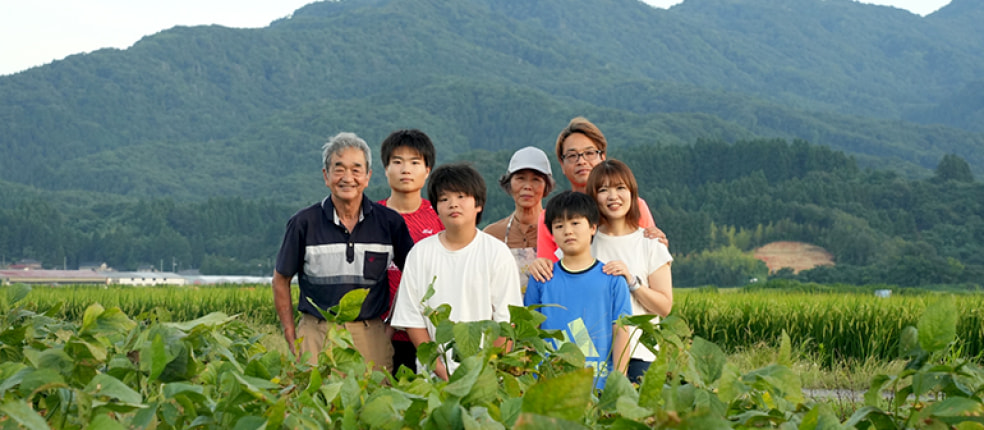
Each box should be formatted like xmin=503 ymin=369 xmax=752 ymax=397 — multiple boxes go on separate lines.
xmin=272 ymin=117 xmax=674 ymax=387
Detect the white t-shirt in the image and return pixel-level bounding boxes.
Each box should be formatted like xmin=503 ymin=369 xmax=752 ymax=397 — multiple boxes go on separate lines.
xmin=391 ymin=229 xmax=523 ymax=374
xmin=593 ymin=228 xmax=673 ymax=361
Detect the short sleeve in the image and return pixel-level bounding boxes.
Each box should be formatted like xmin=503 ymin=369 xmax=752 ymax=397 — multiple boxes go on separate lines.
xmin=275 ymin=216 xmax=304 ymax=277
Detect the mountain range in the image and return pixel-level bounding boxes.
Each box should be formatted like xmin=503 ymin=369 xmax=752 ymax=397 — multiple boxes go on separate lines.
xmin=1 ymin=0 xmax=983 ymax=205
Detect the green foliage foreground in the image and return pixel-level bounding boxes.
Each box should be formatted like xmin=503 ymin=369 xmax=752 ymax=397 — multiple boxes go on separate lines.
xmin=2 ymin=285 xmax=984 ymax=429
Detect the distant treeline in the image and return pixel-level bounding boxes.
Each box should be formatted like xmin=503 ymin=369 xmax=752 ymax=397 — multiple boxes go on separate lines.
xmin=1 ymin=138 xmax=980 ymax=287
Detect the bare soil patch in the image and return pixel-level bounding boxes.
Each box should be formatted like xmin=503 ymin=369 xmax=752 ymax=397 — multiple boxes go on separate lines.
xmin=753 ymin=241 xmax=834 ymax=274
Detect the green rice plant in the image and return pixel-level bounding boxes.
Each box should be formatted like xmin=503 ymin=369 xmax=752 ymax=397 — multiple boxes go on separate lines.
xmin=676 ymin=289 xmax=984 ymax=366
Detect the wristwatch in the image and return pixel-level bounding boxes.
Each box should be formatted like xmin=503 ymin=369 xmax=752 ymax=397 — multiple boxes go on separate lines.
xmin=628 ymin=275 xmax=642 ymax=292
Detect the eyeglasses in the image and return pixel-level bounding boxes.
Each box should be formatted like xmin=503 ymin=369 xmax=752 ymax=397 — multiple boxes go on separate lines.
xmin=562 ymin=150 xmax=604 ymax=164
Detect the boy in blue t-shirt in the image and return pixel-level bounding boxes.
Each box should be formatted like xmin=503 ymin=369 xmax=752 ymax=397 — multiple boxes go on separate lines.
xmin=525 ymin=191 xmax=632 ymax=389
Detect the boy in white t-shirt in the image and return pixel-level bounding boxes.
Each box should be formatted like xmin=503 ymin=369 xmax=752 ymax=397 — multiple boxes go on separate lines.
xmin=390 ymin=163 xmax=523 ymax=380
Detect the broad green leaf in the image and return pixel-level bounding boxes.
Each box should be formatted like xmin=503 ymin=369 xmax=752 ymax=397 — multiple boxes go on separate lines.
xmin=0 ymin=399 xmax=49 ymax=430
xmin=232 ymin=415 xmax=266 ymax=430
xmin=89 ymin=413 xmax=127 ymax=430
xmin=844 ymin=406 xmax=896 ymax=429
xmin=925 ymin=397 xmax=984 ymax=417
xmin=426 ymin=400 xmax=464 ymax=430
xmin=80 ymin=305 xmax=136 ymax=337
xmin=508 ymin=305 xmax=547 ymax=328
xmin=264 ymin=397 xmax=288 ymax=430
xmin=499 ymin=397 xmax=523 ymax=428
xmin=918 ymin=298 xmax=958 ymax=353
xmin=799 ymin=403 xmax=845 ymax=430
xmin=691 ymin=336 xmax=726 ymax=386
xmin=336 ymin=289 xmax=369 ymax=323
xmin=84 ymin=374 xmax=143 ymax=405
xmin=452 ymin=322 xmax=485 ymax=359
xmin=164 ymin=312 xmax=235 ymax=332
xmin=162 ymin=382 xmax=205 ymax=401
xmin=463 ymin=406 xmax=505 ymax=430
xmin=80 ymin=303 xmax=107 ymax=335
xmin=360 ymin=391 xmax=412 ymax=430
xmin=461 ymin=364 xmax=498 ymax=406
xmin=147 ymin=333 xmax=169 ymax=382
xmin=512 ymin=412 xmax=590 ymax=430
xmin=598 ymin=371 xmax=637 ymax=412
xmin=445 ymin=356 xmax=483 ymax=399
xmin=899 ymin=326 xmax=920 ymax=357
xmin=521 ymin=368 xmax=593 ymax=422
xmin=638 ymin=352 xmax=671 ymax=409
xmin=615 ymin=395 xmax=652 ymax=421
xmin=16 ymin=368 xmax=67 ymax=399
xmin=232 ymin=373 xmax=279 ymax=402
xmin=864 ymin=374 xmax=893 ymax=406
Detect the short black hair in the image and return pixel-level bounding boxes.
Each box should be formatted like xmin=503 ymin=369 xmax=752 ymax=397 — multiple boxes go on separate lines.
xmin=380 ymin=129 xmax=436 ymax=168
xmin=543 ymin=190 xmax=600 ymax=234
xmin=427 ymin=163 xmax=487 ymax=224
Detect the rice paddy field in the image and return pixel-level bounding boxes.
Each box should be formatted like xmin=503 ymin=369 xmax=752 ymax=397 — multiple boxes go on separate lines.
xmin=12 ymin=283 xmax=984 ymax=367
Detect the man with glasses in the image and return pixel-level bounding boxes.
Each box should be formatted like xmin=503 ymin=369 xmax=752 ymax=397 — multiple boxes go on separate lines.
xmin=534 ymin=117 xmax=666 ymax=262
xmin=273 ymin=132 xmax=414 ymax=371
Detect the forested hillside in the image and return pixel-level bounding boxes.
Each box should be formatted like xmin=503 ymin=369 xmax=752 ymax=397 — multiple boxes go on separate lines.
xmin=1 ymin=0 xmax=982 ymax=285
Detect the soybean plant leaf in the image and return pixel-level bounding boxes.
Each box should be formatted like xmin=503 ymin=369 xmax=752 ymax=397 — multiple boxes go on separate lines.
xmin=165 ymin=312 xmax=235 ymax=332
xmin=17 ymin=368 xmax=67 ymax=398
xmin=509 ymin=305 xmax=547 ymax=327
xmin=337 ymin=289 xmax=369 ymax=323
xmin=499 ymin=397 xmax=523 ymax=428
xmin=513 ymin=413 xmax=591 ymax=430
xmin=452 ymin=322 xmax=484 ymax=359
xmin=926 ymin=397 xmax=984 ymax=417
xmin=918 ymin=298 xmax=957 ymax=353
xmin=899 ymin=326 xmax=920 ymax=357
xmin=360 ymin=391 xmax=412 ymax=430
xmin=0 ymin=399 xmax=49 ymax=430
xmin=692 ymin=336 xmax=726 ymax=386
xmin=80 ymin=305 xmax=136 ymax=337
xmin=445 ymin=356 xmax=483 ymax=398
xmin=264 ymin=397 xmax=288 ymax=430
xmin=427 ymin=400 xmax=464 ymax=430
xmin=462 ymin=363 xmax=498 ymax=406
xmin=232 ymin=373 xmax=278 ymax=402
xmin=598 ymin=371 xmax=637 ymax=412
xmin=464 ymin=406 xmax=505 ymax=430
xmin=4 ymin=284 xmax=31 ymax=306
xmin=865 ymin=374 xmax=892 ymax=406
xmin=80 ymin=303 xmax=107 ymax=334
xmin=163 ymin=382 xmax=205 ymax=399
xmin=85 ymin=374 xmax=143 ymax=405
xmin=232 ymin=415 xmax=266 ymax=430
xmin=148 ymin=333 xmax=169 ymax=382
xmin=798 ymin=403 xmax=845 ymax=430
xmin=521 ymin=368 xmax=593 ymax=421
xmin=89 ymin=413 xmax=127 ymax=430
xmin=845 ymin=406 xmax=895 ymax=428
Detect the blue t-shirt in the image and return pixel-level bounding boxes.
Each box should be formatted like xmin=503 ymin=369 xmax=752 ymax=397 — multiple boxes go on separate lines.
xmin=524 ymin=260 xmax=632 ymax=389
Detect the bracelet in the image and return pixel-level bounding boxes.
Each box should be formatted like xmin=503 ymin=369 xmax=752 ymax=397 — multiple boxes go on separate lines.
xmin=628 ymin=276 xmax=642 ymax=292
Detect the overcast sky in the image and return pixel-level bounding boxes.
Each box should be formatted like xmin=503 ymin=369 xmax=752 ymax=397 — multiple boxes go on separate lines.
xmin=0 ymin=0 xmax=952 ymax=76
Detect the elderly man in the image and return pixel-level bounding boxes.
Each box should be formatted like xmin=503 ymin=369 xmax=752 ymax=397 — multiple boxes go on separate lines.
xmin=273 ymin=132 xmax=413 ymax=371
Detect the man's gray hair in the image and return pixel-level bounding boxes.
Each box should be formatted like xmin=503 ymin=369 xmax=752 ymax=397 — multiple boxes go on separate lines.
xmin=322 ymin=132 xmax=372 ymax=172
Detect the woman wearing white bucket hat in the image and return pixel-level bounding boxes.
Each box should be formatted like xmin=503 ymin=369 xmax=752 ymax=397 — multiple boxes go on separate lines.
xmin=484 ymin=146 xmax=555 ymax=293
